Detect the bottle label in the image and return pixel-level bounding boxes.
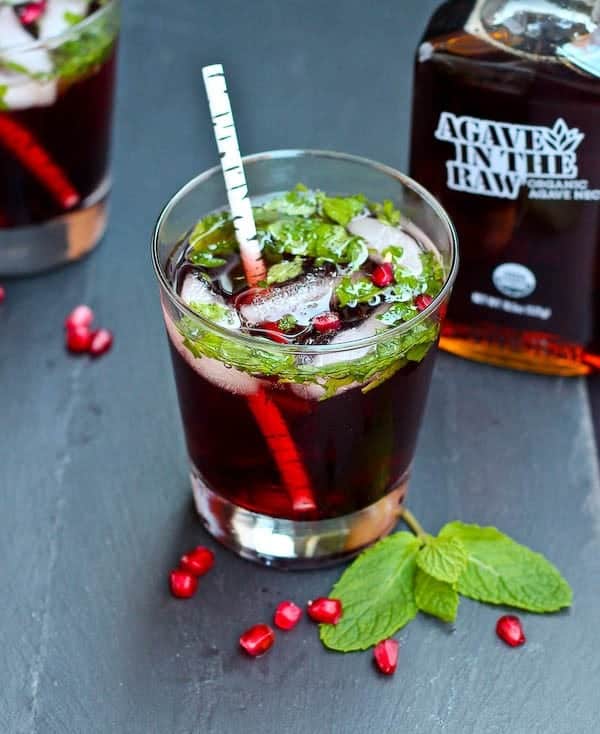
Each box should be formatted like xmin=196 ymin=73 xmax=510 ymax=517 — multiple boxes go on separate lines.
xmin=435 ymin=112 xmax=600 ymax=201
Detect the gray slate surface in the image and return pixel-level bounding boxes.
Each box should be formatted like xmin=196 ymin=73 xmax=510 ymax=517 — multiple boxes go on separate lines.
xmin=1 ymin=1 xmax=600 ymax=732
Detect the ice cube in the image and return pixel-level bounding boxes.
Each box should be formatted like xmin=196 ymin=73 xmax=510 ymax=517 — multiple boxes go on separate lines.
xmin=240 ymin=275 xmax=334 ymax=326
xmin=38 ymin=0 xmax=91 ymax=39
xmin=291 ymin=308 xmax=387 ymax=400
xmin=0 ymin=7 xmax=57 ymax=109
xmin=164 ymin=308 xmax=260 ymax=396
xmin=347 ymin=216 xmax=424 ymax=277
xmin=180 ymin=272 xmax=241 ymax=329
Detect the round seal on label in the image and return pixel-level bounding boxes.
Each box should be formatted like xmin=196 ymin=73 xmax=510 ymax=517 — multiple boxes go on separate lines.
xmin=492 ymin=263 xmax=536 ymax=299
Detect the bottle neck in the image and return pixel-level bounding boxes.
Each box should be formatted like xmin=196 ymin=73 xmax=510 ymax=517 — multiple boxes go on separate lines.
xmin=467 ymin=0 xmax=599 ymax=60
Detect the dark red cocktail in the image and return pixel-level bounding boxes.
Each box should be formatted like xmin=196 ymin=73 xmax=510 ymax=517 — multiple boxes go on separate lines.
xmin=0 ymin=1 xmax=120 ymax=274
xmin=153 ymin=151 xmax=458 ymax=567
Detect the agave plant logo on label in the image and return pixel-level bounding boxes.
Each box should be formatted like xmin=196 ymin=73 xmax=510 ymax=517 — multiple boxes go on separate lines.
xmin=434 ymin=113 xmax=599 ymax=202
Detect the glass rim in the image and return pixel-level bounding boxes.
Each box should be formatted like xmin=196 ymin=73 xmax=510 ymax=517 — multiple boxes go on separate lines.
xmin=0 ymin=0 xmax=118 ymax=54
xmin=151 ymin=148 xmax=459 ymax=356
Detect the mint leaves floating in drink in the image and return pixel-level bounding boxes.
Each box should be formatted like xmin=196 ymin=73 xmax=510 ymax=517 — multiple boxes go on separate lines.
xmin=320 ymin=510 xmax=572 ymax=652
xmin=173 ymin=185 xmax=447 ymax=399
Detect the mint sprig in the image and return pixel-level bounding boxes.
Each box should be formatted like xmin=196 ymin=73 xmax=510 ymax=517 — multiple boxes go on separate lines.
xmin=320 ymin=509 xmax=572 ymax=652
xmin=320 ymin=533 xmax=420 ymax=651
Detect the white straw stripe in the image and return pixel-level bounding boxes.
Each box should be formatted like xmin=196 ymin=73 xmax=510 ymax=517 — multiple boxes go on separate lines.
xmin=202 ymin=64 xmax=266 ymax=285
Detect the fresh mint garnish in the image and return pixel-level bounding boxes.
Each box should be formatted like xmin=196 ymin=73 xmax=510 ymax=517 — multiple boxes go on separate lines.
xmin=263 ymin=183 xmax=320 ymax=217
xmin=51 ymin=12 xmax=117 ymax=82
xmin=320 ymin=194 xmax=367 ymax=226
xmin=177 ymin=311 xmax=439 ymax=400
xmin=416 ymin=535 xmax=467 ymax=584
xmin=266 ymin=257 xmax=304 ymax=285
xmin=369 ymin=199 xmax=402 ymax=226
xmin=188 ymin=301 xmax=238 ymax=328
xmin=261 ymin=217 xmax=368 ymax=271
xmin=335 ymin=276 xmax=380 ymax=308
xmin=439 ymin=522 xmax=573 ymax=613
xmin=414 ymin=569 xmax=460 ymax=623
xmin=0 ymin=84 xmax=7 ymax=111
xmin=376 ymin=301 xmax=418 ymax=326
xmin=320 ymin=533 xmax=420 ymax=651
xmin=64 ymin=11 xmax=85 ymax=25
xmin=187 ymin=212 xmax=237 ymax=268
xmin=319 ymin=510 xmax=572 ymax=652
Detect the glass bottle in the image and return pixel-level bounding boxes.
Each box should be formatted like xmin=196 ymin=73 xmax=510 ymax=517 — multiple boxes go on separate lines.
xmin=410 ymin=0 xmax=600 ymax=375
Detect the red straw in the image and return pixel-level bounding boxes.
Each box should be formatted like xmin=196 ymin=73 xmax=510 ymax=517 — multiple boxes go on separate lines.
xmin=247 ymin=389 xmax=317 ymax=514
xmin=0 ymin=113 xmax=80 ymax=210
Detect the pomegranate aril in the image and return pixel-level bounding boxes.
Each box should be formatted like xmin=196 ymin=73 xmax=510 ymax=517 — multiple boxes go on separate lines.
xmin=373 ymin=638 xmax=399 ymax=675
xmin=0 ymin=285 xmax=5 ymax=303
xmin=66 ymin=325 xmax=92 ymax=353
xmin=312 ymin=312 xmax=341 ymax=333
xmin=274 ymin=600 xmax=302 ymax=630
xmin=371 ymin=262 xmax=395 ymax=287
xmin=307 ymin=597 xmax=343 ymax=624
xmin=90 ymin=328 xmax=113 ymax=357
xmin=169 ymin=569 xmax=198 ymax=599
xmin=18 ymin=1 xmax=47 ymax=24
xmin=239 ymin=624 xmax=275 ymax=657
xmin=496 ymin=615 xmax=526 ymax=647
xmin=180 ymin=546 xmax=214 ymax=577
xmin=65 ymin=304 xmax=94 ymax=331
xmin=414 ymin=294 xmax=433 ymax=312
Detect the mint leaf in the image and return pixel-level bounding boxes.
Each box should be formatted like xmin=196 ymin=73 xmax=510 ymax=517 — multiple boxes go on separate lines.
xmin=261 ymin=217 xmax=367 ymax=271
xmin=52 ymin=13 xmax=118 ymax=82
xmin=320 ymin=532 xmax=420 ymax=652
xmin=440 ymin=522 xmax=572 ymax=613
xmin=263 ymin=184 xmax=320 ymax=217
xmin=370 ymin=199 xmax=401 ymax=226
xmin=64 ymin=11 xmax=84 ymax=25
xmin=0 ymin=84 xmax=7 ymax=111
xmin=420 ymin=252 xmax=445 ymax=296
xmin=187 ymin=211 xmax=238 ymax=268
xmin=320 ymin=194 xmax=367 ymax=226
xmin=278 ymin=314 xmax=298 ymax=332
xmin=335 ymin=276 xmax=380 ymax=308
xmin=417 ymin=536 xmax=468 ymax=584
xmin=414 ymin=569 xmax=459 ymax=622
xmin=377 ymin=301 xmax=418 ymax=326
xmin=266 ymin=257 xmax=304 ymax=285
xmin=188 ymin=302 xmax=238 ymax=328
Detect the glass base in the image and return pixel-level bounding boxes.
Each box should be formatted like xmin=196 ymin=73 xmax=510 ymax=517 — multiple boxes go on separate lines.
xmin=191 ymin=466 xmax=410 ymax=569
xmin=0 ymin=179 xmax=110 ymax=276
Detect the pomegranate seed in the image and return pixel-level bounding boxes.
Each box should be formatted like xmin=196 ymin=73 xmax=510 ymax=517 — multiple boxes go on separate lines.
xmin=180 ymin=546 xmax=214 ymax=577
xmin=306 ymin=597 xmax=343 ymax=624
xmin=371 ymin=262 xmax=395 ymax=287
xmin=415 ymin=294 xmax=434 ymax=312
xmin=312 ymin=312 xmax=341 ymax=333
xmin=239 ymin=624 xmax=275 ymax=657
xmin=65 ymin=325 xmax=92 ymax=353
xmin=169 ymin=569 xmax=198 ymax=599
xmin=0 ymin=285 xmax=5 ymax=303
xmin=89 ymin=328 xmax=113 ymax=357
xmin=18 ymin=1 xmax=47 ymax=25
xmin=260 ymin=321 xmax=288 ymax=343
xmin=274 ymin=600 xmax=303 ymax=630
xmin=65 ymin=304 xmax=94 ymax=331
xmin=373 ymin=638 xmax=399 ymax=675
xmin=496 ymin=615 xmax=526 ymax=647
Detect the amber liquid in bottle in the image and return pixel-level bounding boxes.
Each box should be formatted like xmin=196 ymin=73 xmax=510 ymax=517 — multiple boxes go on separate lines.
xmin=410 ymin=0 xmax=600 ymax=375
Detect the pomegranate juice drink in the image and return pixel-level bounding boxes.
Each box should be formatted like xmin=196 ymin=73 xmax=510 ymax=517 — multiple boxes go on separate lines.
xmin=0 ymin=0 xmax=120 ymax=274
xmin=153 ymin=151 xmax=458 ymax=567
